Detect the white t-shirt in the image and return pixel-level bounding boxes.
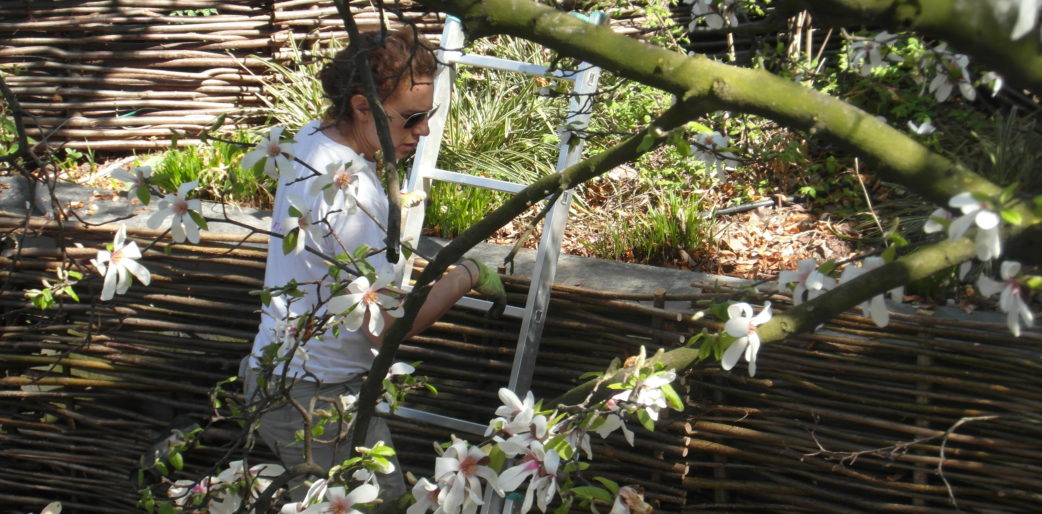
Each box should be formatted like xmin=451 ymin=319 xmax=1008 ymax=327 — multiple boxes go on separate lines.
xmin=251 ymin=120 xmax=397 ymax=383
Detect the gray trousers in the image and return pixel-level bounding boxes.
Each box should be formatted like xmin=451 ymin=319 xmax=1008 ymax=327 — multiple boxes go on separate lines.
xmin=240 ymin=358 xmax=407 ymax=507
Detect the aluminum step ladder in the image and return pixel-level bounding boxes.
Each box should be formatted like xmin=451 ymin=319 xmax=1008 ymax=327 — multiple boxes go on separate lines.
xmin=393 ymin=13 xmax=606 ymax=440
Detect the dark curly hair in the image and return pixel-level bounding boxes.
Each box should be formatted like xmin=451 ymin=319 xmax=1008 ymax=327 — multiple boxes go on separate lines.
xmin=319 ymin=27 xmax=437 ymax=123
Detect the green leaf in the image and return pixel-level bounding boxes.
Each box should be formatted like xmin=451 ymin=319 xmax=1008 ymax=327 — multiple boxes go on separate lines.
xmin=488 ymin=444 xmax=506 ymax=473
xmin=1000 ymin=209 xmax=1023 ymax=226
xmin=288 ymin=205 xmax=303 ymax=218
xmin=260 ymin=290 xmax=272 ymax=306
xmin=571 ymin=486 xmax=614 ymax=503
xmin=188 ymin=210 xmax=208 ymax=231
xmin=1025 ymin=275 xmax=1042 ymax=291
xmin=209 ymin=113 xmax=227 ymax=132
xmin=68 ymin=270 xmax=83 ymax=280
xmin=283 ymin=228 xmax=299 ymax=255
xmin=137 ymin=186 xmax=151 ymax=205
xmin=817 ymin=259 xmax=837 ymax=276
xmin=880 ymin=245 xmax=897 ymax=263
xmin=370 ymin=444 xmax=396 ymax=458
xmin=660 ymin=383 xmax=684 ymax=411
xmin=63 ymin=286 xmax=79 ymax=303
xmin=592 ymin=476 xmax=620 ymax=496
xmin=637 ymin=408 xmax=655 ymax=432
xmin=709 ymin=302 xmax=729 ymax=321
xmin=154 ymin=461 xmax=169 ymax=476
xmin=168 ymin=450 xmax=184 ymax=471
xmin=999 ymin=181 xmax=1019 ymax=204
xmin=1033 ymin=195 xmax=1042 ymax=216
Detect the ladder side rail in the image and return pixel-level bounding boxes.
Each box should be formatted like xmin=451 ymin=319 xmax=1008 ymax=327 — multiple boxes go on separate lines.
xmin=506 ymin=59 xmax=603 ymax=397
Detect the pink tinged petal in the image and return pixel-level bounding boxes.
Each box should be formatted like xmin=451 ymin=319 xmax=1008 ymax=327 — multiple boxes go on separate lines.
xmin=947 ymin=213 xmax=975 ymax=241
xmin=348 ymin=276 xmax=371 ymax=295
xmin=182 ymin=219 xmax=200 ymax=244
xmin=241 ymin=148 xmax=266 ymax=170
xmin=434 ymin=457 xmax=460 ymax=479
xmin=345 ymin=483 xmax=380 ymax=505
xmin=122 ymin=258 xmax=151 ymax=287
xmin=869 ymin=295 xmax=890 ymax=328
xmin=101 ymin=266 xmax=119 ymax=301
xmin=745 ymin=333 xmax=760 ymax=377
xmin=959 ymin=261 xmax=973 ymax=280
xmin=1001 ymin=261 xmax=1022 ymax=280
xmin=959 ymin=80 xmax=977 ymax=101
xmin=976 ymin=227 xmax=1002 ymax=261
xmin=948 ymin=192 xmax=978 ymax=212
xmin=177 ymin=180 xmax=198 ymax=198
xmin=727 ymin=302 xmax=752 ymax=322
xmin=721 ymin=337 xmax=748 ymax=371
xmin=923 ymin=208 xmax=949 ymax=233
xmin=170 ymin=220 xmax=187 ymax=243
xmin=367 ymin=303 xmax=385 ymax=336
xmin=1007 ymin=307 xmax=1023 ymax=337
xmin=724 ymin=318 xmax=748 ymax=337
xmin=1012 ymin=0 xmax=1040 ymax=39
xmin=620 ymin=420 xmax=635 ymax=446
xmin=751 ymin=302 xmax=772 ymax=325
xmin=595 ymin=414 xmax=622 ymax=438
xmin=146 ymin=208 xmax=169 ymax=230
xmin=974 ymin=209 xmax=1000 ymax=230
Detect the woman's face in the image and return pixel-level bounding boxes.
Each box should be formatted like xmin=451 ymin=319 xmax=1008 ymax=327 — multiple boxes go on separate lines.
xmin=353 ymin=78 xmax=435 ymax=161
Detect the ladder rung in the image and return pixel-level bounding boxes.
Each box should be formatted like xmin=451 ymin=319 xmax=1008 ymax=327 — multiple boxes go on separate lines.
xmin=389 ymin=406 xmax=488 ymax=436
xmin=424 ymin=167 xmax=526 ymax=194
xmin=448 ymin=53 xmax=578 ymax=82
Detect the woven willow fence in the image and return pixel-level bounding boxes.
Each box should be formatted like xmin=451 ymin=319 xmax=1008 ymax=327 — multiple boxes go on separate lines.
xmin=2 ymin=213 xmax=1041 ymax=512
xmin=0 ymin=0 xmax=445 ymax=151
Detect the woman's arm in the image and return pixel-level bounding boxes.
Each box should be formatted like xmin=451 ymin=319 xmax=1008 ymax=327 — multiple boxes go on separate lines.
xmin=363 ymin=260 xmax=479 ymax=347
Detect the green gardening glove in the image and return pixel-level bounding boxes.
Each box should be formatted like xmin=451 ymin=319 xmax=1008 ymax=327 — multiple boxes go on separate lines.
xmin=466 ymin=258 xmax=507 ymax=318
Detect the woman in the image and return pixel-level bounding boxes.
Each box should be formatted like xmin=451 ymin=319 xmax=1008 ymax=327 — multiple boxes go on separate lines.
xmin=242 ymin=28 xmax=482 ymax=507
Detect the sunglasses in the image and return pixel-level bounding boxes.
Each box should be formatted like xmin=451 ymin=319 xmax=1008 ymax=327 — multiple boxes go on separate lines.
xmin=397 ymin=105 xmax=438 ymax=129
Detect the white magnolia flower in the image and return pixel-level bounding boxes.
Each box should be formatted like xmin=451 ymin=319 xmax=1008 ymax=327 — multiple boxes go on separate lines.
xmin=928 ymin=48 xmax=976 ymax=102
xmin=722 ymin=302 xmax=772 ymax=377
xmin=91 ymin=224 xmax=151 ymax=301
xmin=948 ymin=192 xmax=1002 ymax=261
xmin=981 ymin=71 xmax=1004 ymax=97
xmin=112 ymin=165 xmax=152 ymax=203
xmin=611 ymin=371 xmax=677 ymax=422
xmin=840 ymin=257 xmax=904 ymax=328
xmin=283 ymin=194 xmax=325 ymax=255
xmin=497 ymin=441 xmax=560 ymax=513
xmin=242 ymin=126 xmax=295 ymax=179
xmin=686 ymin=0 xmax=738 ymax=30
xmin=611 ymin=486 xmax=653 ymax=514
xmin=593 ymin=412 xmax=635 ymax=446
xmin=296 ymin=484 xmax=379 ymax=514
xmin=408 ymin=477 xmax=441 ymax=514
xmin=40 ymin=502 xmax=62 ymax=514
xmin=977 ymin=260 xmax=1035 ymax=337
xmin=487 ymin=388 xmax=536 ymax=437
xmin=848 ymin=32 xmax=896 ymax=76
xmin=495 ymin=412 xmax=548 ymax=457
xmin=309 ymin=158 xmax=364 ymax=210
xmin=690 ymin=131 xmax=737 ymax=181
xmin=778 ymin=259 xmax=835 ymax=305
xmin=434 ymin=440 xmax=500 ymax=514
xmin=327 ymin=272 xmax=404 ymax=336
xmin=272 ymin=318 xmax=307 ymax=363
xmin=907 ymin=118 xmax=936 ymax=136
xmin=146 ymin=180 xmax=203 ymax=244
